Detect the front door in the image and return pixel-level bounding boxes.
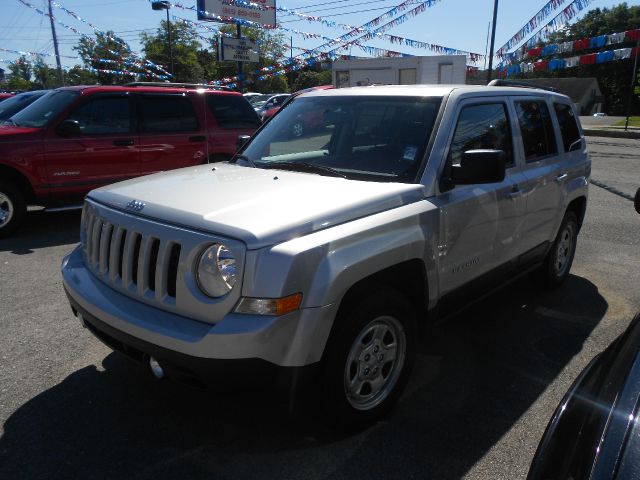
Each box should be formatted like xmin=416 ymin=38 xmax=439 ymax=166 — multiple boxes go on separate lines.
xmin=45 ymin=93 xmax=138 ymax=200
xmin=433 ymin=100 xmax=526 ymax=296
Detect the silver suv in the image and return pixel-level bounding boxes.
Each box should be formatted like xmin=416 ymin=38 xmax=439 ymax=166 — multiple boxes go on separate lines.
xmin=62 ymin=83 xmax=590 ymax=429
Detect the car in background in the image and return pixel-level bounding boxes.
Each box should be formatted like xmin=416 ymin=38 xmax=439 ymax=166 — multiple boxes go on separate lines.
xmin=528 ymin=189 xmax=640 ymax=480
xmin=0 ymin=90 xmax=48 ymax=122
xmin=255 ymin=93 xmax=290 ymax=119
xmin=261 ymin=85 xmax=334 ymax=136
xmin=0 ymin=93 xmax=15 ymax=102
xmin=0 ymin=83 xmax=261 ymax=237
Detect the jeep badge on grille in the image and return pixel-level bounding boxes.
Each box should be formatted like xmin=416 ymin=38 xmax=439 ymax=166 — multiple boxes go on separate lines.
xmin=125 ymin=200 xmax=145 ymax=212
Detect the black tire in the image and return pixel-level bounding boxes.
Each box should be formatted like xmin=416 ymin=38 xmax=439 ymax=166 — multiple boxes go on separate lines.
xmin=321 ymin=287 xmax=417 ymax=431
xmin=0 ymin=181 xmax=26 ymax=238
xmin=634 ymin=187 xmax=640 ymax=214
xmin=535 ymin=211 xmax=578 ymax=289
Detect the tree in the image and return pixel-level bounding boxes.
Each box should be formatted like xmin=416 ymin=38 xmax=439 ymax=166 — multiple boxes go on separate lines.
xmin=8 ymin=56 xmax=32 ymax=82
xmin=32 ymin=56 xmax=59 ymax=89
xmin=75 ymin=31 xmax=137 ymax=85
xmin=6 ymin=76 xmax=31 ymax=91
xmin=66 ymin=65 xmax=98 ymax=86
xmin=141 ymin=20 xmax=203 ymax=83
xmin=292 ymin=70 xmax=332 ymax=91
xmin=217 ymin=24 xmax=289 ymax=91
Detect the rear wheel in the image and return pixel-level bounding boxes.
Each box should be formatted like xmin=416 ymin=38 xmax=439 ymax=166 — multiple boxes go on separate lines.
xmin=321 ymin=288 xmax=416 ymax=430
xmin=0 ymin=181 xmax=26 ymax=238
xmin=535 ymin=211 xmax=578 ymax=289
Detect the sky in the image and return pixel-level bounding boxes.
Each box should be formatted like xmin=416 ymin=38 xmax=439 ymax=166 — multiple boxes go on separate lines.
xmin=1 ymin=0 xmax=638 ymax=75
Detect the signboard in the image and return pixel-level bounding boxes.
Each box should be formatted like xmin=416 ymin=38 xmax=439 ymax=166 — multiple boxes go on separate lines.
xmin=197 ymin=0 xmax=276 ymax=29
xmin=221 ymin=37 xmax=259 ymax=63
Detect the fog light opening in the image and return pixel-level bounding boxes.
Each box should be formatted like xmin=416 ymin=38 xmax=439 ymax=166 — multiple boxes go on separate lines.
xmin=148 ymin=357 xmax=164 ymax=379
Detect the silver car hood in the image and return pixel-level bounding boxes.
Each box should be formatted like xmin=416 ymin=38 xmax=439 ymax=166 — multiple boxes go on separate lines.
xmin=89 ymin=163 xmax=426 ymax=249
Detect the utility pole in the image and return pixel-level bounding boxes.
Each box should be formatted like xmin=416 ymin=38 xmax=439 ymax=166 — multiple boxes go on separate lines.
xmin=486 ymin=0 xmax=499 ymax=84
xmin=166 ymin=8 xmax=174 ymax=76
xmin=48 ymin=0 xmax=64 ymax=86
xmin=624 ymin=38 xmax=640 ymax=131
xmin=152 ymin=1 xmax=173 ymax=77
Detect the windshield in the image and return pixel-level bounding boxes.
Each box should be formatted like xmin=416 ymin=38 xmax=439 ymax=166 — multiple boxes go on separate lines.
xmin=0 ymin=91 xmax=47 ymax=121
xmin=8 ymin=90 xmax=79 ymax=128
xmin=241 ymin=95 xmax=442 ymax=182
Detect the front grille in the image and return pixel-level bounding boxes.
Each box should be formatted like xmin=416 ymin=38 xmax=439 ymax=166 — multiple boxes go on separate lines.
xmin=83 ymin=206 xmax=181 ymax=302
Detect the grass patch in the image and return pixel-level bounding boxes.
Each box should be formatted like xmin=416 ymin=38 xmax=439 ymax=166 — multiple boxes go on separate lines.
xmin=614 ymin=116 xmax=640 ymax=127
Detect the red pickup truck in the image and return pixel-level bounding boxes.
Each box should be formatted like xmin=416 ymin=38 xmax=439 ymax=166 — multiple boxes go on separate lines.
xmin=0 ymin=84 xmax=260 ymax=237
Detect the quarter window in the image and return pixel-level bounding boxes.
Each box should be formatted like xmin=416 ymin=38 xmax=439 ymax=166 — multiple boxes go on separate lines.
xmin=139 ymin=95 xmax=198 ymax=133
xmin=68 ymin=96 xmax=131 ymax=135
xmin=516 ymin=101 xmax=557 ymax=161
xmin=448 ymin=103 xmax=514 ymax=167
xmin=206 ymin=95 xmax=261 ymax=129
xmin=554 ymin=103 xmax=581 ymax=151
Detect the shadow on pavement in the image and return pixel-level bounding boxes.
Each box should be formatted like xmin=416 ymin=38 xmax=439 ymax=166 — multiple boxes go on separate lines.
xmin=0 ymin=210 xmax=80 ymax=254
xmin=0 ymin=275 xmax=608 ymax=480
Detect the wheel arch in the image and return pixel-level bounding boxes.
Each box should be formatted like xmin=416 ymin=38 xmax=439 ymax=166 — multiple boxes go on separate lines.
xmin=0 ymin=164 xmax=35 ymax=203
xmin=567 ymin=195 xmax=587 ymax=230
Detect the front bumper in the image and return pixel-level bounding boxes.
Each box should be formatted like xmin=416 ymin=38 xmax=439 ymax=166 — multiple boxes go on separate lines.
xmin=62 ymin=245 xmax=338 ymax=372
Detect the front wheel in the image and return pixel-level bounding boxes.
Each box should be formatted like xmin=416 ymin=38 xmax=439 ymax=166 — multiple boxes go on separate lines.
xmin=535 ymin=211 xmax=578 ymax=289
xmin=321 ymin=288 xmax=416 ymax=430
xmin=0 ymin=181 xmax=26 ymax=238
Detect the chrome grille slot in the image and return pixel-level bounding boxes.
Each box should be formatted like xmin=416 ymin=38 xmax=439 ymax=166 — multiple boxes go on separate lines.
xmin=167 ymin=243 xmax=181 ymax=298
xmin=90 ymin=216 xmax=103 ymax=268
xmin=108 ymin=227 xmax=126 ymax=283
xmin=98 ymin=223 xmax=113 ymax=274
xmin=121 ymin=230 xmax=139 ymax=287
xmin=131 ymin=234 xmax=142 ymax=286
xmin=148 ymin=238 xmax=160 ymax=293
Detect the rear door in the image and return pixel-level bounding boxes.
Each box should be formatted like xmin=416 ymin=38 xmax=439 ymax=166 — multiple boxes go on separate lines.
xmin=204 ymin=93 xmax=261 ymax=159
xmin=137 ymin=93 xmax=206 ymax=174
xmin=513 ymin=97 xmax=565 ymax=254
xmin=44 ymin=92 xmax=138 ymax=198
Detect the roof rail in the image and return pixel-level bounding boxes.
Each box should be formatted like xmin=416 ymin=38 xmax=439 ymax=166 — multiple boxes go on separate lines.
xmin=487 ymin=79 xmax=557 ymax=92
xmin=125 ymin=82 xmax=234 ymax=91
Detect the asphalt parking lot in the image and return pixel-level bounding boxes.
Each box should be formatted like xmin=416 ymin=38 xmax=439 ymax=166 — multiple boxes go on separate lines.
xmin=1 ymin=136 xmax=639 ymax=480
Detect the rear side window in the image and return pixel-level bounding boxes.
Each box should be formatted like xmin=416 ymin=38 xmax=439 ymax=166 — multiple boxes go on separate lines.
xmin=139 ymin=95 xmax=198 ymax=133
xmin=448 ymin=103 xmax=514 ymax=167
xmin=68 ymin=96 xmax=131 ymax=135
xmin=206 ymin=95 xmax=260 ymax=129
xmin=554 ymin=103 xmax=581 ymax=151
xmin=516 ymin=101 xmax=557 ymax=161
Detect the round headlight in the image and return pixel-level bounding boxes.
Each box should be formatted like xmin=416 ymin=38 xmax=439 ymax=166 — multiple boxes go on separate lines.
xmin=196 ymin=243 xmax=237 ymax=297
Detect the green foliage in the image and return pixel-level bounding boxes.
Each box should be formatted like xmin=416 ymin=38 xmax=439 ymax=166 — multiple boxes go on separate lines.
xmin=6 ymin=76 xmax=31 ymax=91
xmin=75 ymin=31 xmax=136 ymax=85
xmin=66 ymin=65 xmax=99 ymax=86
xmin=141 ymin=20 xmax=204 ymax=83
xmin=549 ymin=3 xmax=640 ymax=43
xmin=32 ymin=56 xmax=61 ymax=89
xmin=8 ymin=56 xmax=32 ymax=82
xmin=291 ymin=70 xmax=332 ymax=91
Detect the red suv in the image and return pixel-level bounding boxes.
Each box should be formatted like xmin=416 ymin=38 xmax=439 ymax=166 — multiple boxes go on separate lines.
xmin=0 ymin=84 xmax=260 ymax=236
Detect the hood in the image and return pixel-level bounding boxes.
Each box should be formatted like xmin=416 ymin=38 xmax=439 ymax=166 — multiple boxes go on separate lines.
xmin=89 ymin=163 xmax=426 ymax=249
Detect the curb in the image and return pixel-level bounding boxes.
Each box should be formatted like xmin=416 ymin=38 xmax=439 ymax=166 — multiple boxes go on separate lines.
xmin=583 ymin=128 xmax=640 ymax=140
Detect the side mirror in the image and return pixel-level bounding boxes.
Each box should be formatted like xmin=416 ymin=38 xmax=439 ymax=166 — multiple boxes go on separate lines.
xmin=635 ymin=187 xmax=640 ymax=214
xmin=236 ymin=134 xmax=251 ymax=151
xmin=57 ymin=119 xmax=81 ymax=137
xmin=450 ymin=149 xmax=506 ymax=185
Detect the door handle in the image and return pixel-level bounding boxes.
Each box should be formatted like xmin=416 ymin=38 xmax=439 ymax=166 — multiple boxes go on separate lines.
xmin=189 ymin=135 xmax=207 ymax=142
xmin=556 ymin=173 xmax=568 ymax=183
xmin=113 ymin=139 xmax=134 ymax=146
xmin=507 ymin=186 xmax=522 ymax=199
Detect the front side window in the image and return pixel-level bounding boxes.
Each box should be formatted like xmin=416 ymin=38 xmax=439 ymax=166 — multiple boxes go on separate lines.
xmin=516 ymin=101 xmax=558 ymax=161
xmin=448 ymin=103 xmax=514 ymax=167
xmin=554 ymin=103 xmax=581 ymax=151
xmin=241 ymin=95 xmax=442 ymax=182
xmin=206 ymin=94 xmax=260 ymax=129
xmin=8 ymin=90 xmax=79 ymax=128
xmin=67 ymin=96 xmax=131 ymax=135
xmin=139 ymin=95 xmax=198 ymax=133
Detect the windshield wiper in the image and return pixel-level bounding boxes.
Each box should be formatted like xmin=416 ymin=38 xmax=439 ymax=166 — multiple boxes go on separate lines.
xmin=263 ymin=162 xmax=347 ymax=178
xmin=1 ymin=119 xmax=17 ymax=126
xmin=230 ymin=154 xmax=259 ymax=168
